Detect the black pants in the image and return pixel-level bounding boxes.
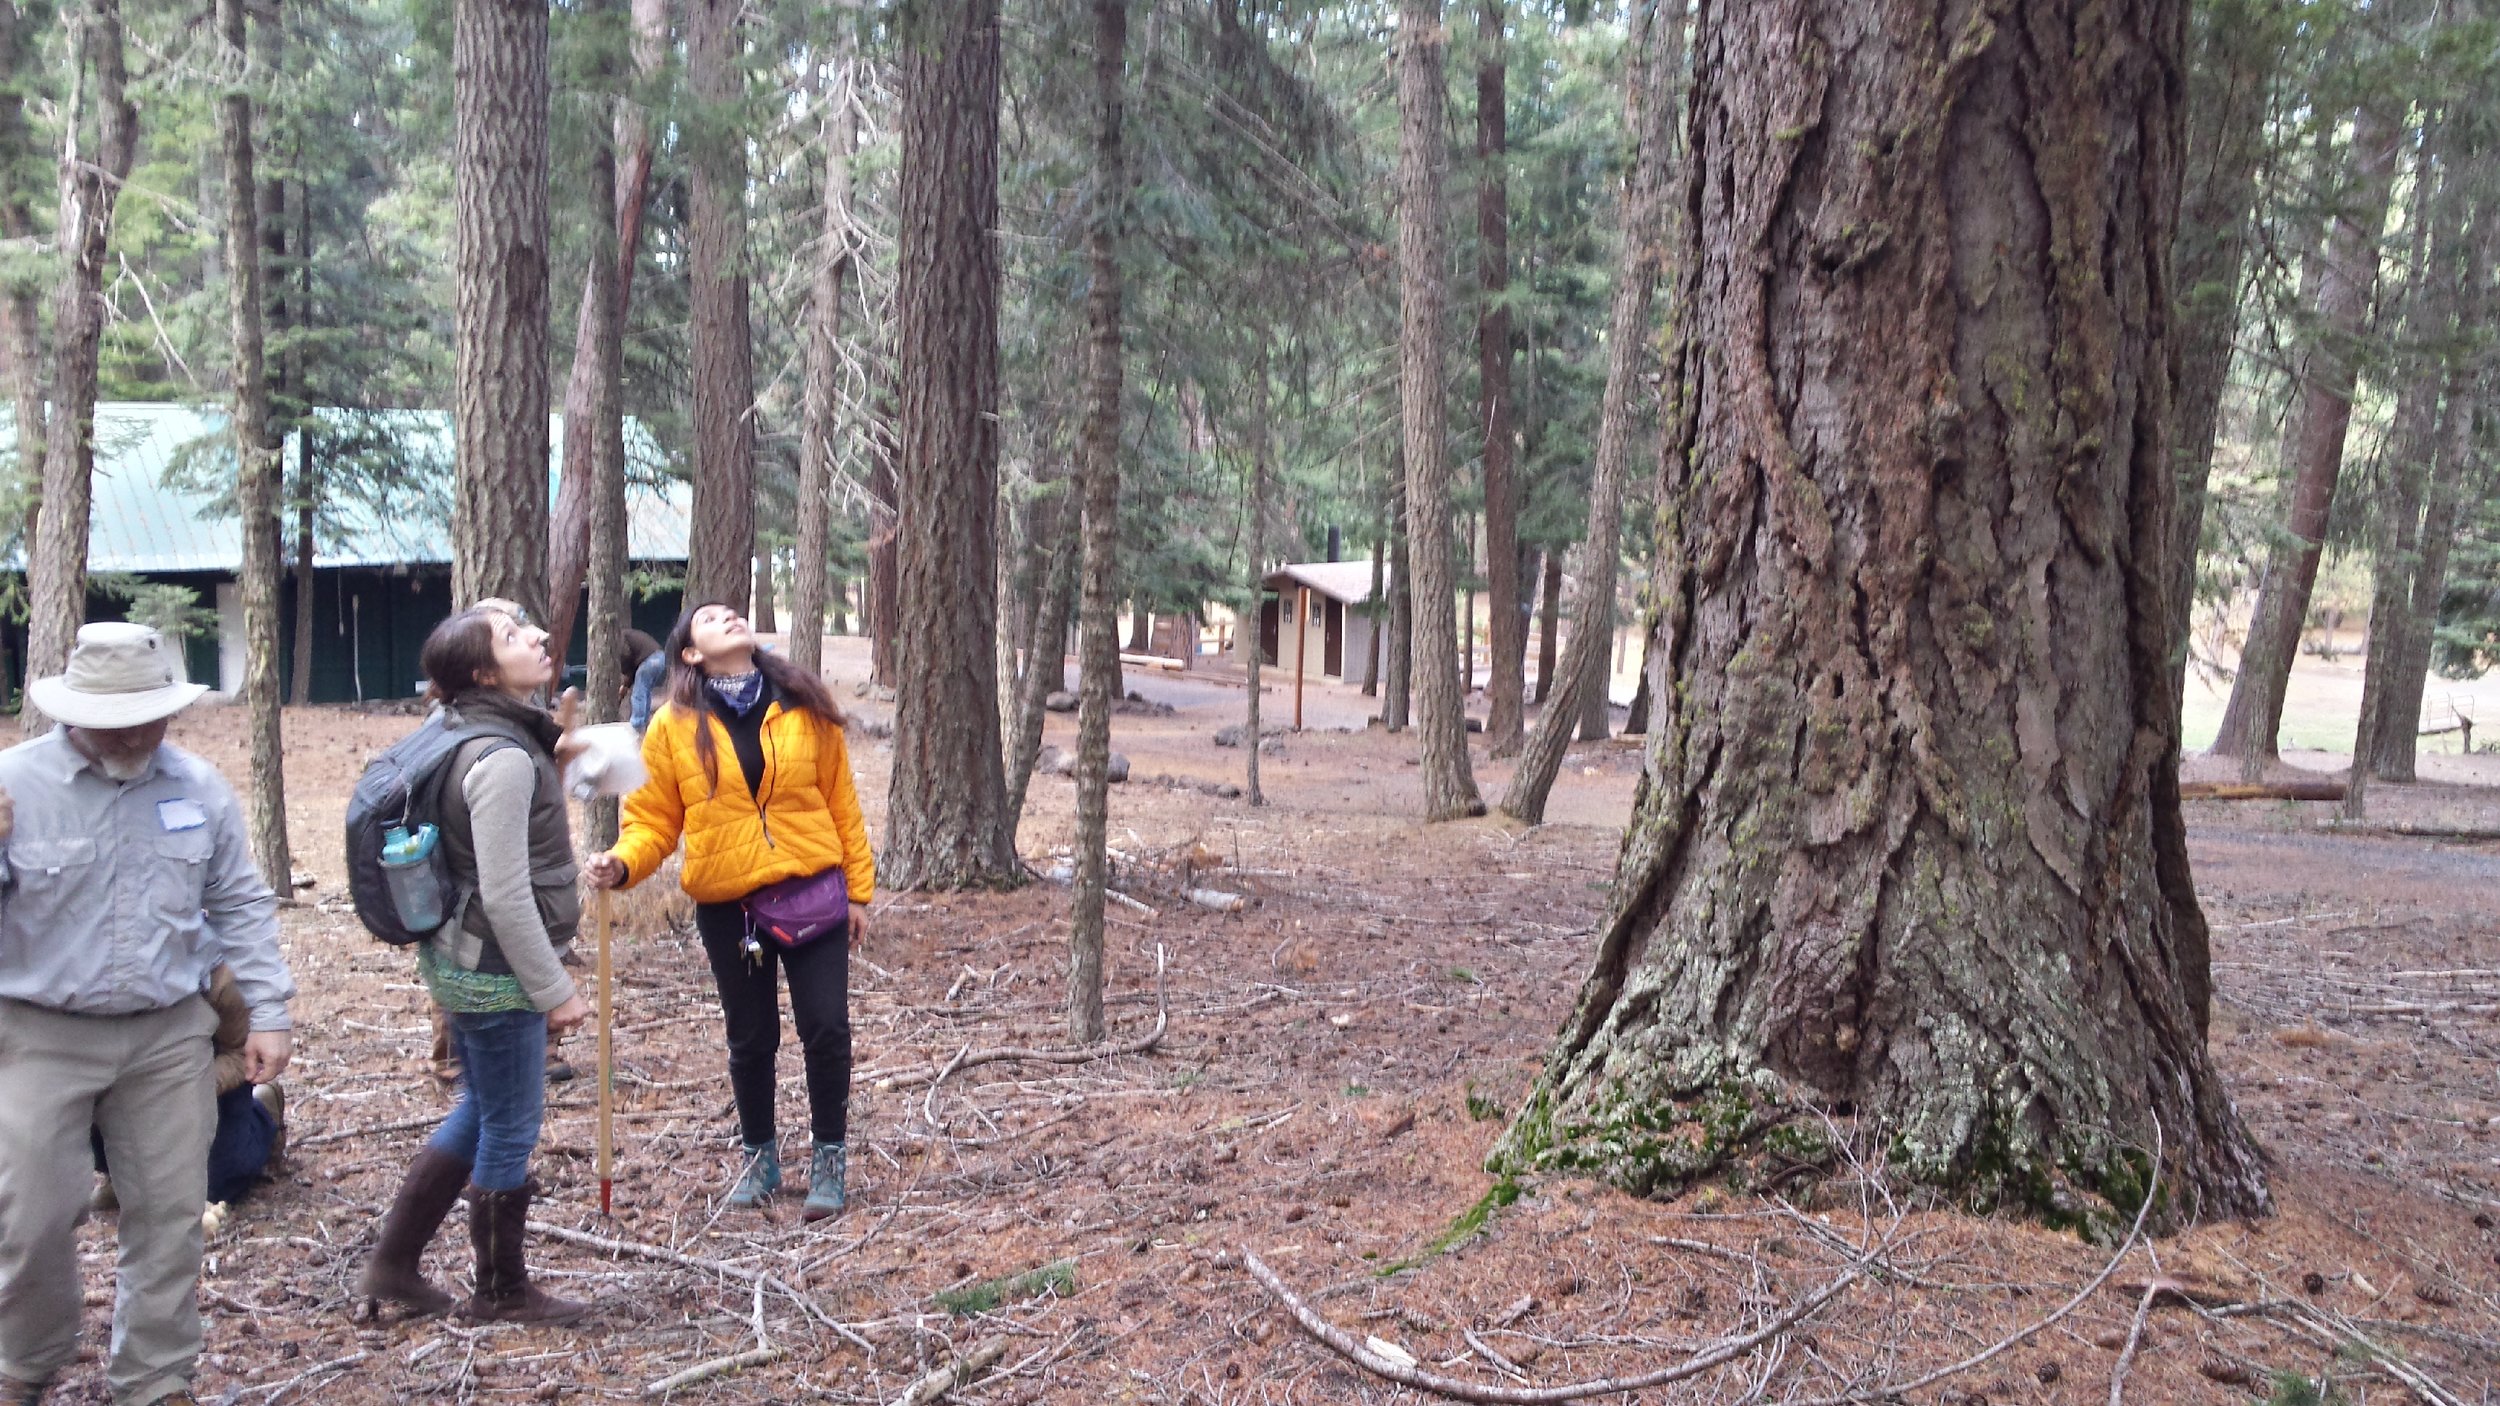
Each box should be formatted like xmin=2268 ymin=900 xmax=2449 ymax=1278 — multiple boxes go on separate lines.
xmin=696 ymin=900 xmax=852 ymax=1145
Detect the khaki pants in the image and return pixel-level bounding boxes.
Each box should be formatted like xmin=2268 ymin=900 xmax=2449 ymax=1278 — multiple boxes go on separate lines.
xmin=0 ymin=996 xmax=215 ymax=1405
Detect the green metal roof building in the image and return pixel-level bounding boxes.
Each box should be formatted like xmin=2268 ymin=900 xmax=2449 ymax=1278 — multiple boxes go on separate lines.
xmin=3 ymin=402 xmax=690 ymax=703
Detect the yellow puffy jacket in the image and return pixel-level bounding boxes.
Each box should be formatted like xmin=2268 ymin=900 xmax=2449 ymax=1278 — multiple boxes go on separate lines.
xmin=612 ymin=699 xmax=876 ymax=906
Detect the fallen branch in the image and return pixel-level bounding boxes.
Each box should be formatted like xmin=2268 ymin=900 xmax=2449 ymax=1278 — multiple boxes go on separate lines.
xmin=530 ymin=1221 xmax=874 ymax=1354
xmin=2107 ymin=1278 xmax=2159 ymax=1405
xmin=1242 ymin=1247 xmax=1861 ymax=1403
xmin=2315 ymin=820 xmax=2500 ymax=842
xmin=296 ymin=1114 xmax=441 ymax=1149
xmin=2181 ymin=780 xmax=2345 ymax=802
xmin=872 ymin=946 xmax=1169 ymax=1092
xmin=891 ymin=1336 xmax=1009 ymax=1406
xmin=644 ymin=1346 xmax=784 ymax=1397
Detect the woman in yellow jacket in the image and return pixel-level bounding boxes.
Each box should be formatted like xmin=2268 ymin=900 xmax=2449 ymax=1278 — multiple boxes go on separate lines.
xmin=585 ymin=601 xmax=873 ymax=1219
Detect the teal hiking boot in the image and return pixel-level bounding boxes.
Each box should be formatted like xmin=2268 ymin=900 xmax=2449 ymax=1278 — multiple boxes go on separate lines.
xmin=802 ymin=1141 xmax=846 ymax=1222
xmin=726 ymin=1143 xmax=781 ymax=1208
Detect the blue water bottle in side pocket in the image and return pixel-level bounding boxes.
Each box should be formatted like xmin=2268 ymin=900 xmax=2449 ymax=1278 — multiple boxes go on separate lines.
xmin=379 ymin=823 xmax=445 ymax=933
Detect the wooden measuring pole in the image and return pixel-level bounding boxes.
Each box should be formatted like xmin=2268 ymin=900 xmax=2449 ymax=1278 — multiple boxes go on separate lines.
xmin=595 ymin=886 xmax=615 ymax=1216
xmin=1293 ymin=584 xmax=1310 ymax=730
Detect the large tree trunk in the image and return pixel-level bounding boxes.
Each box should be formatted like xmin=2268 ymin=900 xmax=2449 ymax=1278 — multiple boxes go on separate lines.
xmin=884 ymin=0 xmax=1017 ymax=890
xmin=1497 ymin=0 xmax=2265 ymax=1230
xmin=2208 ymin=101 xmax=2402 ymax=766
xmin=449 ymin=0 xmax=551 ymax=618
xmin=0 ymin=0 xmax=45 ymax=529
xmin=1396 ymin=0 xmax=1483 ymax=821
xmin=1478 ymin=0 xmax=1525 ymax=757
xmin=220 ymin=0 xmax=291 ymax=890
xmin=1068 ymin=0 xmax=1127 ymax=1047
xmin=2366 ymin=179 xmax=2495 ymax=784
xmin=683 ymin=0 xmax=756 ymax=608
xmin=791 ymin=51 xmax=859 ymax=680
xmin=2164 ymin=0 xmax=2285 ymax=703
xmin=23 ymin=0 xmax=139 ymax=730
xmin=1499 ymin=0 xmax=1677 ymax=825
xmin=581 ymin=0 xmax=628 ymax=849
xmin=546 ymin=0 xmax=668 ymax=667
xmin=1574 ymin=599 xmax=1610 ymax=742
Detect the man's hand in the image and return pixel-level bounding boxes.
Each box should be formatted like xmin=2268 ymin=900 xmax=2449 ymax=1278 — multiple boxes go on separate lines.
xmin=584 ymin=852 xmax=627 ymax=889
xmin=243 ymin=1031 xmax=293 ymax=1084
xmin=547 ymin=993 xmax=592 ymax=1034
xmin=551 ymin=687 xmax=587 ymax=768
xmin=0 ymin=781 xmax=13 ymax=844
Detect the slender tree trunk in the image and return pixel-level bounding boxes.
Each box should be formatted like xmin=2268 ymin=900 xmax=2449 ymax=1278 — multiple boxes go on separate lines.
xmin=582 ymin=0 xmax=628 ymax=848
xmin=885 ymin=0 xmax=1018 ymax=889
xmin=1068 ymin=0 xmax=1127 ymax=1046
xmin=1004 ymin=498 xmax=1075 ymax=833
xmin=1384 ymin=464 xmax=1411 ymax=730
xmin=289 ymin=448 xmax=315 ymax=705
xmin=1246 ymin=356 xmax=1271 ymax=804
xmin=683 ymin=0 xmax=755 ymax=608
xmin=2165 ymin=0 xmax=2285 ymax=703
xmin=2368 ymin=179 xmax=2495 ymax=784
xmin=449 ymin=0 xmax=551 ymax=618
xmin=1533 ymin=546 xmax=1560 ymax=702
xmin=867 ymin=381 xmax=900 ymax=688
xmin=0 ymin=0 xmax=46 ymax=529
xmin=1500 ymin=0 xmax=1677 ymax=825
xmin=752 ymin=545 xmax=776 ymax=631
xmin=1397 ymin=0 xmax=1483 ymax=820
xmin=2342 ymin=125 xmax=2460 ymax=821
xmin=1574 ymin=598 xmax=1610 ymax=742
xmin=2208 ymin=101 xmax=2402 ymax=766
xmin=547 ymin=0 xmax=668 ymax=665
xmin=1361 ymin=533 xmax=1383 ymax=696
xmin=23 ymin=0 xmax=139 ymax=730
xmin=791 ymin=50 xmax=859 ymax=680
xmin=1498 ymin=0 xmax=2264 ymax=1229
xmin=220 ymin=0 xmax=289 ymax=889
xmin=1480 ymin=1 xmax=1523 ymax=754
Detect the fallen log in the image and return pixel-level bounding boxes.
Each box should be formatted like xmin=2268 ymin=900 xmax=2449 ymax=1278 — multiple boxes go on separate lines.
xmin=2180 ymin=780 xmax=2346 ymax=802
xmin=891 ymin=1338 xmax=1008 ymax=1406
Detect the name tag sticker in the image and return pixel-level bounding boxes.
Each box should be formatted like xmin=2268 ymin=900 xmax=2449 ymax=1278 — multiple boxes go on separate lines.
xmin=157 ymin=798 xmax=209 ymax=831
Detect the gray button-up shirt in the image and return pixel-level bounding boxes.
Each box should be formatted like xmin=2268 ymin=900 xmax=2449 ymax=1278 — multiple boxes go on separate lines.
xmin=0 ymin=730 xmax=295 ymax=1029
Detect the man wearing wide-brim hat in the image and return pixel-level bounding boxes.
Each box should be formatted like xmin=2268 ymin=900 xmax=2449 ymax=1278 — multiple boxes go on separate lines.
xmin=0 ymin=623 xmax=297 ymax=1406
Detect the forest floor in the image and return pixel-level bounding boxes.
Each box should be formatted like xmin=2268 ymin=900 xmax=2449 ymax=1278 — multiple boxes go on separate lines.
xmin=11 ymin=641 xmax=2500 ymax=1405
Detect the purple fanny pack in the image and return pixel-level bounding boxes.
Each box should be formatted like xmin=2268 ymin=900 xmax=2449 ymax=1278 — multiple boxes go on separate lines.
xmin=744 ymin=867 xmax=849 ymax=950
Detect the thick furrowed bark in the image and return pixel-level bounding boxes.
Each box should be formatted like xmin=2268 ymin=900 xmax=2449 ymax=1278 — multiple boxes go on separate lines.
xmin=683 ymin=0 xmax=755 ymax=609
xmin=884 ymin=0 xmax=1017 ymax=891
xmin=1479 ymin=0 xmax=1525 ymax=757
xmin=1397 ymin=0 xmax=1484 ymax=821
xmin=1497 ymin=0 xmax=2265 ymax=1232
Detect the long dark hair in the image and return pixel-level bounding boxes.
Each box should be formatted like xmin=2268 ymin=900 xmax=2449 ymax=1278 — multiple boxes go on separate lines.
xmin=419 ymin=610 xmax=500 ymax=706
xmin=660 ymin=599 xmax=846 ymax=790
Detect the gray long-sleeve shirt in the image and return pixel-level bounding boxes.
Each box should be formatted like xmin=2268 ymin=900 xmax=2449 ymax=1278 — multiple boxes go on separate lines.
xmin=0 ymin=730 xmax=296 ymax=1030
xmin=427 ymin=747 xmax=577 ymax=1013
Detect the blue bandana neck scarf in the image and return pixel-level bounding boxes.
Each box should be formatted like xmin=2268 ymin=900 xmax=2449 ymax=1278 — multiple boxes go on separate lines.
xmin=708 ymin=670 xmax=766 ymax=716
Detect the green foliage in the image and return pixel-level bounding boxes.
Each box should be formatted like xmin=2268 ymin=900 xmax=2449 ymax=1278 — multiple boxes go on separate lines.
xmin=95 ymin=577 xmax=214 ymax=642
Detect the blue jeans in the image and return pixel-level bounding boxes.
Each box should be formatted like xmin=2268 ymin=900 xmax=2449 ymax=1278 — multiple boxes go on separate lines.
xmin=426 ymin=1010 xmax=546 ymax=1191
xmin=92 ymin=1084 xmax=276 ymax=1205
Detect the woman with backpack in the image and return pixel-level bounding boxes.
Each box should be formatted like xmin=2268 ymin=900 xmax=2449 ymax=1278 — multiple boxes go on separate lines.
xmin=359 ymin=607 xmax=593 ymax=1323
xmin=584 ymin=601 xmax=873 ymax=1221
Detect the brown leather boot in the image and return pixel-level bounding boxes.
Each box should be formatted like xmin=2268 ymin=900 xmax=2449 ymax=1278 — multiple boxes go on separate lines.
xmin=356 ymin=1147 xmax=470 ymax=1316
xmin=461 ymin=1182 xmax=589 ymax=1324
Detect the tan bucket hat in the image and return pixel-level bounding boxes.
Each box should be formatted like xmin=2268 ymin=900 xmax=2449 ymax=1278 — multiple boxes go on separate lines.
xmin=28 ymin=622 xmax=210 ymax=729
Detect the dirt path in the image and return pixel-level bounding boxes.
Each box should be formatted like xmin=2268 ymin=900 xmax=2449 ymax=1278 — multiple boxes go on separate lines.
xmin=11 ymin=669 xmax=2500 ymax=1403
